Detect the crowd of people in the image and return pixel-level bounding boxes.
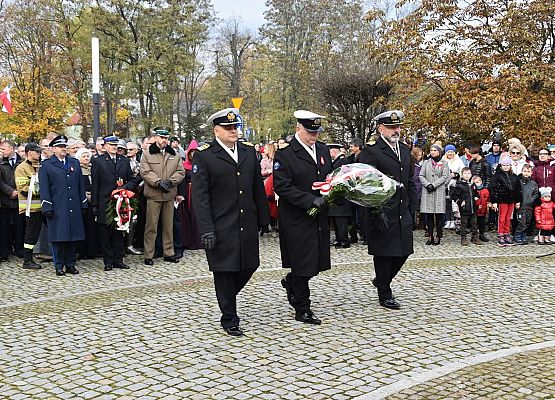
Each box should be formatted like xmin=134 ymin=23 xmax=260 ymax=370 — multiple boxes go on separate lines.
xmin=1 ymin=108 xmax=554 ymax=335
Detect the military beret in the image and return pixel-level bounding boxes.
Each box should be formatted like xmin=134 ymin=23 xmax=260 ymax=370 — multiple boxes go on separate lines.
xmin=207 ymin=108 xmax=240 ymax=126
xmin=374 ymin=110 xmax=405 ymax=126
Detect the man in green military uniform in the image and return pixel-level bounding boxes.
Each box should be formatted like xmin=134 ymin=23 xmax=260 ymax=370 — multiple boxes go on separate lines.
xmin=15 ymin=143 xmax=43 ymax=270
xmin=140 ymin=127 xmax=185 ymax=265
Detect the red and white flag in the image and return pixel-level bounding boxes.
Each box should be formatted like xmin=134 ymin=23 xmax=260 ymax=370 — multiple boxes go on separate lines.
xmin=0 ymin=84 xmax=13 ymax=115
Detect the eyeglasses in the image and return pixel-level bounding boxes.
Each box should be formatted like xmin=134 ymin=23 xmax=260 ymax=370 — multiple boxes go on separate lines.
xmin=511 ymin=151 xmax=520 ymax=155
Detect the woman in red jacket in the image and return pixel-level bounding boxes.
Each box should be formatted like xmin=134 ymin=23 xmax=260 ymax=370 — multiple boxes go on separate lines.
xmin=535 ymin=187 xmax=555 ymax=245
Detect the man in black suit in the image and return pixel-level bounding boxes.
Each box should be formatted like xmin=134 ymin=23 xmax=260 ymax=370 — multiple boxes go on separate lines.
xmin=91 ymin=135 xmax=136 ymax=271
xmin=273 ymin=110 xmax=334 ymax=325
xmin=192 ymin=108 xmax=270 ymax=337
xmin=359 ymin=110 xmax=418 ymax=310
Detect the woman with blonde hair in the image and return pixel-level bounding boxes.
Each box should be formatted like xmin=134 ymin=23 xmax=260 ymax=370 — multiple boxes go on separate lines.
xmin=260 ymin=144 xmax=276 ymax=179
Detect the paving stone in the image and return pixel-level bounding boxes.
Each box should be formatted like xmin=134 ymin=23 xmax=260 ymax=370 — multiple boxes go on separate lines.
xmin=0 ymin=234 xmax=553 ymax=399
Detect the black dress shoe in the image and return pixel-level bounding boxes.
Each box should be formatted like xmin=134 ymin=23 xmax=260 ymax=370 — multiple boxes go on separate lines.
xmin=163 ymin=255 xmax=180 ymax=263
xmin=113 ymin=262 xmax=130 ymax=269
xmin=104 ymin=264 xmax=113 ymax=271
xmin=55 ymin=269 xmax=65 ymax=276
xmin=372 ymin=278 xmax=377 ymax=288
xmin=224 ymin=326 xmax=244 ymax=337
xmin=295 ymin=311 xmax=322 ymax=325
xmin=379 ymin=298 xmax=401 ymax=310
xmin=144 ymin=258 xmax=153 ymax=266
xmin=66 ymin=266 xmax=79 ymax=275
xmin=329 ymin=240 xmax=339 ymax=246
xmin=361 ymin=240 xmax=367 ymax=245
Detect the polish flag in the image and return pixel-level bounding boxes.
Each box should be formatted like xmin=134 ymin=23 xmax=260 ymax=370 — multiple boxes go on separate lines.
xmin=0 ymin=84 xmax=13 ymax=115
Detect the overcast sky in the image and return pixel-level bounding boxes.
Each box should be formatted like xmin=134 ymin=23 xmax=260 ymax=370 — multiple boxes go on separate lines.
xmin=211 ymin=0 xmax=267 ymax=30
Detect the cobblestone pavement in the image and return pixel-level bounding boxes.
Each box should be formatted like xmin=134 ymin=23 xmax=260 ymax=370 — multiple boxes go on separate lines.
xmin=0 ymin=230 xmax=554 ymax=399
xmin=387 ymin=348 xmax=555 ymax=399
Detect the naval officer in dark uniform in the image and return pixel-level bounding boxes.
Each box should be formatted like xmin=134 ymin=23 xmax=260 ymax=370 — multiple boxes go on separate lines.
xmin=359 ymin=110 xmax=417 ymax=309
xmin=192 ymin=108 xmax=270 ymax=337
xmin=39 ymin=135 xmax=88 ymax=276
xmin=273 ymin=110 xmax=333 ymax=325
xmin=91 ymin=135 xmax=136 ymax=271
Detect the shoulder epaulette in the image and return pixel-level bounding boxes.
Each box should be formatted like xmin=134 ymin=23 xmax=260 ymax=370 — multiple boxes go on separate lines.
xmin=366 ymin=136 xmax=377 ymax=145
xmin=198 ymin=143 xmax=211 ymax=151
xmin=242 ymin=141 xmax=254 ymax=147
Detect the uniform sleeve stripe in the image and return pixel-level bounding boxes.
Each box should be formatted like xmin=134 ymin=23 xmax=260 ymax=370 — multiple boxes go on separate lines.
xmin=41 ymin=200 xmax=52 ymax=205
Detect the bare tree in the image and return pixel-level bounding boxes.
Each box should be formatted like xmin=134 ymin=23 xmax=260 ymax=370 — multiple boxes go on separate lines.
xmin=214 ymin=18 xmax=256 ymax=97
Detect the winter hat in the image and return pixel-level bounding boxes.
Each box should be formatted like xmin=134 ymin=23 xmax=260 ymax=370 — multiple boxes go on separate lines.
xmin=539 ymin=187 xmax=552 ymax=197
xmin=500 ymin=155 xmax=512 ymax=165
xmin=444 ymin=144 xmax=456 ymax=153
xmin=430 ymin=144 xmax=443 ymax=155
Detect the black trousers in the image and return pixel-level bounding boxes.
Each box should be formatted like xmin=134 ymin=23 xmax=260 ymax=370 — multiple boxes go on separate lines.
xmin=98 ymin=223 xmax=125 ymax=266
xmin=425 ymin=213 xmax=444 ymax=238
xmin=24 ymin=213 xmax=43 ymax=250
xmin=373 ymin=255 xmax=409 ymax=300
xmin=52 ymin=241 xmax=77 ymax=270
xmin=0 ymin=207 xmax=25 ymax=257
xmin=286 ymin=273 xmax=312 ymax=314
xmin=460 ymin=214 xmax=478 ymax=236
xmin=477 ymin=216 xmax=486 ymax=234
xmin=213 ymin=269 xmax=256 ymax=328
xmin=333 ymin=216 xmax=349 ymax=245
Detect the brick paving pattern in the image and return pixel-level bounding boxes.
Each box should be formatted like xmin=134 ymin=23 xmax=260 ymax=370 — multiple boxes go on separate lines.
xmin=0 ymin=230 xmax=554 ymax=399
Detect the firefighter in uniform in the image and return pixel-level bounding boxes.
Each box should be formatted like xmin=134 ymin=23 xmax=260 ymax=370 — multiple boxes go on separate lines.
xmin=192 ymin=108 xmax=270 ymax=336
xmin=39 ymin=135 xmax=88 ymax=276
xmin=359 ymin=110 xmax=417 ymax=309
xmin=14 ymin=143 xmax=43 ymax=270
xmin=140 ymin=127 xmax=185 ymax=265
xmin=273 ymin=110 xmax=333 ymax=325
xmin=91 ymin=135 xmax=136 ymax=271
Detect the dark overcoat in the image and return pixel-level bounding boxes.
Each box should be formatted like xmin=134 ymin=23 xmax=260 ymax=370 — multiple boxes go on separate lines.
xmin=273 ymin=137 xmax=333 ymax=277
xmin=90 ymin=154 xmax=134 ymax=225
xmin=39 ymin=156 xmax=87 ymax=242
xmin=359 ymin=137 xmax=417 ymax=257
xmin=328 ymin=154 xmax=353 ymax=217
xmin=191 ymin=140 xmax=270 ymax=272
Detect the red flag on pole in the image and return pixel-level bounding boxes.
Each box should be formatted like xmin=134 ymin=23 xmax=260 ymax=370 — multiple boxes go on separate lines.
xmin=0 ymin=84 xmax=13 ymax=115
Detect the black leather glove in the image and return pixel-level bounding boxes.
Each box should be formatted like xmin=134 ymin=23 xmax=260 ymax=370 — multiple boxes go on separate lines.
xmin=163 ymin=179 xmax=173 ymax=188
xmin=312 ymin=196 xmax=328 ymax=211
xmin=375 ymin=212 xmax=390 ymax=232
xmin=91 ymin=207 xmax=98 ymax=217
xmin=426 ymin=184 xmax=436 ymax=192
xmin=260 ymin=224 xmax=270 ymax=234
xmin=43 ymin=211 xmax=53 ymax=219
xmin=200 ymin=232 xmax=217 ymax=250
xmin=157 ymin=181 xmax=170 ymax=193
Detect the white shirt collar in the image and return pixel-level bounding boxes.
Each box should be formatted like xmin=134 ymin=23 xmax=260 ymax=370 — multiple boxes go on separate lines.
xmin=380 ymin=135 xmax=400 ymax=160
xmin=295 ymin=133 xmax=317 ymax=163
xmin=216 ymin=137 xmax=238 ymax=163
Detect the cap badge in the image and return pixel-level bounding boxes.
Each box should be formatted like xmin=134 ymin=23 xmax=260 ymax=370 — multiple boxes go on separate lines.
xmin=314 ymin=118 xmax=321 ymax=125
xmin=390 ymin=112 xmax=398 ymax=122
xmin=227 ymin=112 xmax=236 ymax=121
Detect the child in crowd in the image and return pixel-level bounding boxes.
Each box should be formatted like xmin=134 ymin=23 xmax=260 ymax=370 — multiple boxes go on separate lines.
xmin=515 ymin=164 xmax=539 ymax=244
xmin=451 ymin=167 xmax=483 ymax=246
xmin=472 ymin=175 xmax=490 ymax=242
xmin=490 ymin=156 xmax=522 ymax=246
xmin=535 ymin=187 xmax=555 ymax=245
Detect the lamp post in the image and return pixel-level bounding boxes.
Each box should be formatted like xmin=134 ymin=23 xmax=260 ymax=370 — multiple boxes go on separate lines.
xmin=91 ymin=37 xmax=100 ymax=142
